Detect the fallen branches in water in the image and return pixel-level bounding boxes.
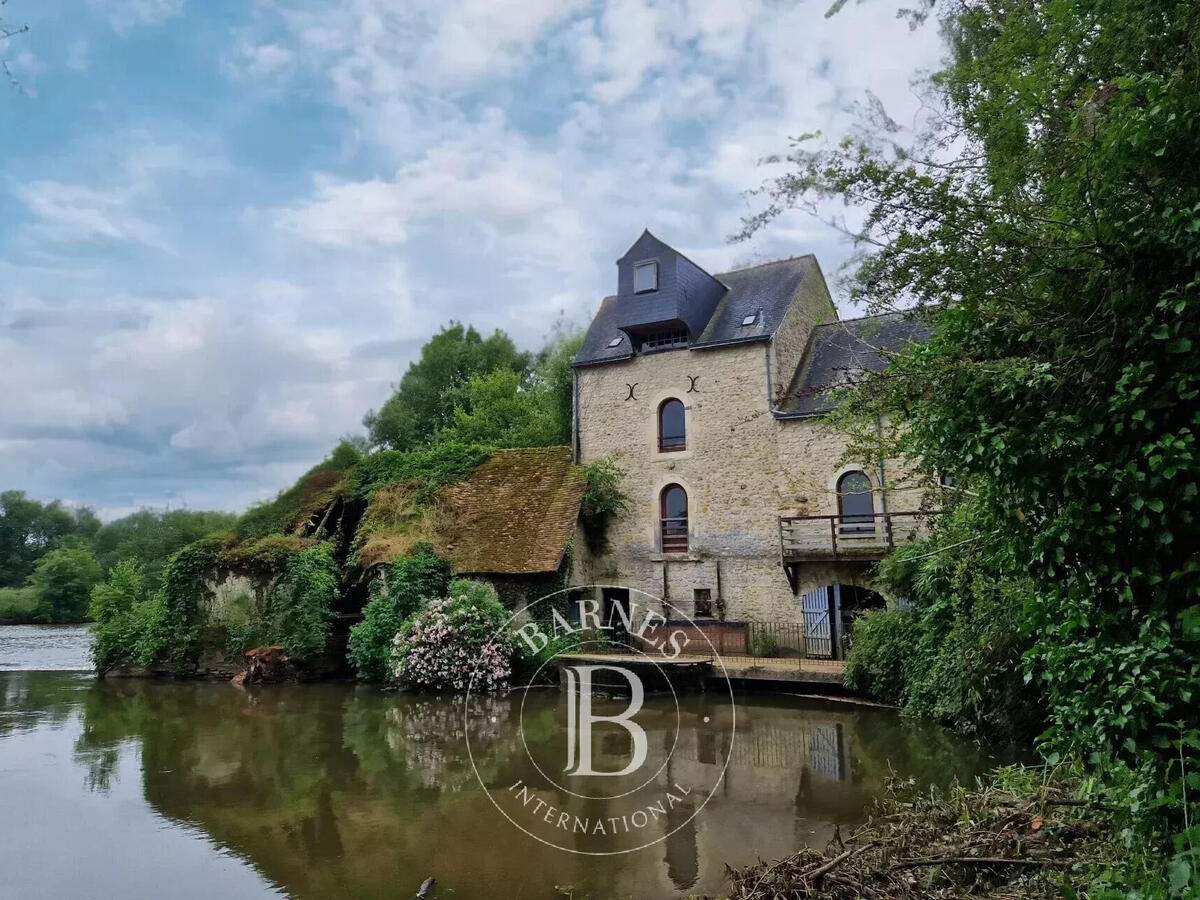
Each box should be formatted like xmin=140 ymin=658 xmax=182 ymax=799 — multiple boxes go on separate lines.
xmin=713 ymin=766 xmax=1117 ymax=899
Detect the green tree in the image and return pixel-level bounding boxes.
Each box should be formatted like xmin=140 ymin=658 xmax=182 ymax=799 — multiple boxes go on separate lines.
xmin=364 ymin=323 xmax=531 ymax=450
xmin=92 ymin=509 xmax=238 ymax=579
xmin=27 ymin=545 xmax=103 ymax=623
xmin=0 ymin=491 xmax=98 ymax=587
xmin=744 ymin=0 xmax=1200 ymax=875
xmin=435 ymin=368 xmax=560 ymax=448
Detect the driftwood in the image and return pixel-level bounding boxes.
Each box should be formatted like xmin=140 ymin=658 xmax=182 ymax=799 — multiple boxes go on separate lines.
xmin=232 ymin=646 xmax=289 ymax=686
xmin=715 ymin=771 xmax=1109 ymax=899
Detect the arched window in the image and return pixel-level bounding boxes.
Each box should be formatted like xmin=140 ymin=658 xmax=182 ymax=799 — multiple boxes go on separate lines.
xmin=837 ymin=471 xmax=875 ymax=533
xmin=658 ymin=398 xmax=686 ymax=452
xmin=660 ymin=484 xmax=689 ymax=553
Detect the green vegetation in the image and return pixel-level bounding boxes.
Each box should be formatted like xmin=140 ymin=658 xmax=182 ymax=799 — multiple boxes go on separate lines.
xmin=0 ymin=491 xmax=238 ymax=624
xmin=91 ymin=509 xmax=238 ymax=578
xmin=745 ymin=0 xmax=1200 ymax=890
xmin=578 ymin=456 xmax=631 ymax=551
xmin=347 ymin=545 xmax=452 ymax=681
xmin=363 ymin=322 xmax=531 ymax=450
xmin=89 ymin=560 xmax=167 ymax=673
xmin=392 ymin=579 xmax=515 ymax=691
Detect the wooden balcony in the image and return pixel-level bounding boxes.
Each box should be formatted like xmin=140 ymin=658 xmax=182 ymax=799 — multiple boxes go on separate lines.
xmin=779 ymin=511 xmax=929 ymax=565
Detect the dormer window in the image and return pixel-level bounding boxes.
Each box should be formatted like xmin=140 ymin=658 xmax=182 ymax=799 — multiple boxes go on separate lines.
xmin=633 ymin=261 xmax=658 ymax=294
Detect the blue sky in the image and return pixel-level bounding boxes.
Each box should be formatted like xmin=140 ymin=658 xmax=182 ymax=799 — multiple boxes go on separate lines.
xmin=0 ymin=0 xmax=942 ymax=518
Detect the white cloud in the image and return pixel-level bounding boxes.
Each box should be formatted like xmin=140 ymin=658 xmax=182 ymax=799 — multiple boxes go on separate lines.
xmin=2 ymin=0 xmax=949 ymax=515
xmin=93 ymin=0 xmax=185 ymax=33
xmin=66 ymin=40 xmax=92 ymax=72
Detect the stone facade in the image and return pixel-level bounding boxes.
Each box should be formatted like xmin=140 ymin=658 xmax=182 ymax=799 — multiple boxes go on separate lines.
xmin=570 ymin=237 xmax=926 ymax=633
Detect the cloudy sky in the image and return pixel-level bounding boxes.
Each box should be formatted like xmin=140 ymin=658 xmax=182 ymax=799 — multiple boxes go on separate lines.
xmin=0 ymin=0 xmax=942 ymax=519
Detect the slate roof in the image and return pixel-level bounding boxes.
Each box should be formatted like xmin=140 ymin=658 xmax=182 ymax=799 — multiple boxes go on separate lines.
xmin=434 ymin=447 xmax=584 ymax=575
xmin=573 ymin=254 xmax=825 ymax=367
xmin=775 ymin=313 xmax=932 ymax=417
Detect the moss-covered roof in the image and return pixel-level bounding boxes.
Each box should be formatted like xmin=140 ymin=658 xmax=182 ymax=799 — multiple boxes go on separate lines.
xmin=434 ymin=447 xmax=583 ymax=575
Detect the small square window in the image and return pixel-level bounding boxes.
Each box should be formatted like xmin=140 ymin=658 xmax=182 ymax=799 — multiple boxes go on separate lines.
xmin=693 ymin=588 xmax=713 ymax=617
xmin=740 ymin=313 xmax=757 ymax=326
xmin=633 ymin=261 xmax=658 ymax=293
xmin=607 ymin=336 xmax=623 ymax=348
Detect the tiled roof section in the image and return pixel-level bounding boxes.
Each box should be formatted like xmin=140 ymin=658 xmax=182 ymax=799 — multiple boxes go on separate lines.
xmin=695 ymin=255 xmax=820 ymax=347
xmin=434 ymin=446 xmax=584 ymax=575
xmin=775 ymin=312 xmax=932 ymax=417
xmin=573 ymin=254 xmax=824 ymax=366
xmin=574 ymin=295 xmax=634 ymax=366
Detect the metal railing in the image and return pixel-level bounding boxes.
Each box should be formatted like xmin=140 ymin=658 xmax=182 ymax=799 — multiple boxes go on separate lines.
xmin=660 ymin=516 xmax=689 ymax=553
xmin=779 ymin=510 xmax=928 ymax=559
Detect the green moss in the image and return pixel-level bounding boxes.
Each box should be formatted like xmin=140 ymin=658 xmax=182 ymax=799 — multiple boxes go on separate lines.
xmin=349 ymin=443 xmax=492 ymax=501
xmin=221 ymin=535 xmax=314 ymax=578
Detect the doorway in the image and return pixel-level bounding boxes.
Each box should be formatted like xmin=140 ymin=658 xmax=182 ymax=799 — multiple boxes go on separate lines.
xmin=601 ymin=587 xmax=631 ymax=647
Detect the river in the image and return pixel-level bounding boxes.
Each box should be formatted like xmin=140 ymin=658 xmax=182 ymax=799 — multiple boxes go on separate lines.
xmin=0 ymin=625 xmax=1007 ymax=899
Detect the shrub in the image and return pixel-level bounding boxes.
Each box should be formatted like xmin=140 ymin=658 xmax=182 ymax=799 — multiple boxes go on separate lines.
xmin=579 ymin=456 xmax=630 ymax=551
xmin=346 ymin=545 xmax=453 ymax=681
xmin=89 ymin=560 xmax=167 ymax=673
xmin=843 ymin=608 xmax=920 ymax=706
xmin=391 ymin=545 xmax=453 ymax=619
xmin=26 ymin=545 xmax=103 ymax=623
xmin=392 ymin=581 xmax=515 ymax=692
xmin=0 ymin=586 xmax=38 ymax=624
xmin=751 ymin=631 xmax=782 ymax=657
xmin=347 ymin=583 xmax=402 ymax=682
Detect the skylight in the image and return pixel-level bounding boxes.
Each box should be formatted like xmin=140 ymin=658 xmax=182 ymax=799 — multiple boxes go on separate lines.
xmin=740 ymin=313 xmax=758 ymax=326
xmin=607 ymin=336 xmax=623 ymax=348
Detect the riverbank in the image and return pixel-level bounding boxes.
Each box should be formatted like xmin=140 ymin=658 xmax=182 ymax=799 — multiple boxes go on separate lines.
xmin=715 ymin=765 xmax=1149 ymax=899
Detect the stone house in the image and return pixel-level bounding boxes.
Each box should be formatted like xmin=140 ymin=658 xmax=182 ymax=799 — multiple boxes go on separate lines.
xmin=569 ymin=231 xmax=929 ymax=659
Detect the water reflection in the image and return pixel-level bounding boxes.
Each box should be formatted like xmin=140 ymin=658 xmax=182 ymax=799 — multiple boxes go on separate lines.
xmin=0 ymin=672 xmax=1006 ymax=900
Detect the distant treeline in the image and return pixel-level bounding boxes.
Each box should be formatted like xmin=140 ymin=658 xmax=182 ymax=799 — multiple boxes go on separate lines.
xmin=0 ymin=496 xmax=237 ymax=624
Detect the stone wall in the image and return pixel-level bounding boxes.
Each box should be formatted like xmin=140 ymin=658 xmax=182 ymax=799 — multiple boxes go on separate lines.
xmin=573 ymin=336 xmax=912 ymax=624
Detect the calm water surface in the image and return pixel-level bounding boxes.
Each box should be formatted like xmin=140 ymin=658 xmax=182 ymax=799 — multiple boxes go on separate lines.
xmin=0 ymin=627 xmax=1007 ymax=899
xmin=0 ymin=624 xmax=93 ymax=670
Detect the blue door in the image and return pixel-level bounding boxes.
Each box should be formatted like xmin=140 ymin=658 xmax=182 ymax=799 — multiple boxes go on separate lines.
xmin=801 ymin=587 xmax=833 ymax=657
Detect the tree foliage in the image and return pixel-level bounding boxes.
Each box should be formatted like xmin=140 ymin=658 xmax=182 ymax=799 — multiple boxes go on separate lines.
xmin=0 ymin=490 xmax=99 ymax=588
xmin=92 ymin=509 xmax=238 ymax=579
xmin=25 ymin=545 xmax=103 ymax=624
xmin=364 ymin=323 xmax=531 ymax=450
xmin=746 ymin=0 xmax=1200 ymax=879
xmin=89 ymin=560 xmax=167 ymax=673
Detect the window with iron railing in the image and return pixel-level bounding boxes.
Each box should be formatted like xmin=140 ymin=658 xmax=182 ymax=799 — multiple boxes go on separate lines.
xmin=660 ymin=484 xmax=689 ymax=553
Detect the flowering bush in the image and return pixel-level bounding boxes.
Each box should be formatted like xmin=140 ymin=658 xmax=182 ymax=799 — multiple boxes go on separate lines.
xmin=392 ymin=580 xmax=514 ymax=692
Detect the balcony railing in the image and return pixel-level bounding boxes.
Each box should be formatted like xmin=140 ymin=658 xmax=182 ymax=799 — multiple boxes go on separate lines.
xmin=660 ymin=516 xmax=689 ymax=553
xmin=779 ymin=511 xmax=928 ymax=560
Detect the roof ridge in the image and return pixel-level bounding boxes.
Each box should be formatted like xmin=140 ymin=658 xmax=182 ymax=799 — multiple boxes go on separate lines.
xmin=715 ymin=252 xmax=817 ymax=277
xmin=820 ymin=309 xmax=915 ymax=327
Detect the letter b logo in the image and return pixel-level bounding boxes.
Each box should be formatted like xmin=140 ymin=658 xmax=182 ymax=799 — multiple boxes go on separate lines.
xmin=562 ymin=665 xmax=648 ymax=777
